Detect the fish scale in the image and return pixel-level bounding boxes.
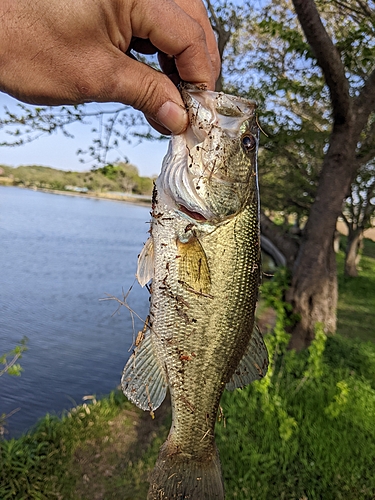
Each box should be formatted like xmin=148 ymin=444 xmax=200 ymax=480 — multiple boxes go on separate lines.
xmin=122 ymin=84 xmax=268 ymax=499
xmin=153 ymin=208 xmax=260 ymax=450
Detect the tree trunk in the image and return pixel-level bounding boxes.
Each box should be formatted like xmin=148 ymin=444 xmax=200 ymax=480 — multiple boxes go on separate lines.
xmin=344 ymin=228 xmax=364 ymax=277
xmin=333 ymin=230 xmax=341 ymax=253
xmin=286 ymin=121 xmax=358 ymax=350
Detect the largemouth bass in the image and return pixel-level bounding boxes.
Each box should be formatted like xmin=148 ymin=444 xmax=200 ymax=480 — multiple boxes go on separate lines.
xmin=122 ymin=84 xmax=268 ymax=499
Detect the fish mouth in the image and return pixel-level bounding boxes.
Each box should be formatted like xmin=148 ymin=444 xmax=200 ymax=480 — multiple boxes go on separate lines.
xmin=180 ymin=83 xmax=257 ymax=140
xmin=156 ymin=85 xmax=258 ymax=222
xmin=178 ymin=204 xmax=207 ymax=221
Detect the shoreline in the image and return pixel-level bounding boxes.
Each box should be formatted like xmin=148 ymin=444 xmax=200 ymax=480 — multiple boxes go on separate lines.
xmin=2 ymin=184 xmax=374 ymax=241
xmin=0 ymin=183 xmax=151 ymax=207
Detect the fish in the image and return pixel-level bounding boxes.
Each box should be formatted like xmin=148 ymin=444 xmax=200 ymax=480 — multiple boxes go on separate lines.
xmin=121 ymin=84 xmax=268 ymax=500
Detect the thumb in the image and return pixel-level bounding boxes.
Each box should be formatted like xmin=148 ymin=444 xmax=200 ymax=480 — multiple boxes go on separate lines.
xmin=111 ymin=55 xmax=188 ymax=135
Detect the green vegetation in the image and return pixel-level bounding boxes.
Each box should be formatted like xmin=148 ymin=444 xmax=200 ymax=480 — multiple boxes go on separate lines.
xmin=0 ymin=163 xmax=153 ymax=196
xmin=337 ymin=238 xmax=375 ymax=342
xmin=217 ymin=261 xmax=375 ymax=499
xmin=217 ymin=334 xmax=375 ymax=499
xmin=0 ymin=338 xmax=28 ymax=379
xmin=0 ymin=392 xmax=170 ymax=500
xmin=0 ymin=338 xmax=28 ymax=437
xmin=1 ymin=240 xmax=374 ymax=499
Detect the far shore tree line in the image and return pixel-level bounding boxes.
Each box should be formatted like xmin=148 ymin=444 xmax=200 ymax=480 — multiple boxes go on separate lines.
xmin=1 ymin=0 xmax=374 ymax=349
xmin=0 ymin=163 xmax=154 ymax=196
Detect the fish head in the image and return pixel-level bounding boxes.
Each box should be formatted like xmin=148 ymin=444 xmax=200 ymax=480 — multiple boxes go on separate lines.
xmin=157 ymin=84 xmax=259 ymax=223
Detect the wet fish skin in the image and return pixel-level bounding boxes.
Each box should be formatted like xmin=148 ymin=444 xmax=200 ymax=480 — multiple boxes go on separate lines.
xmin=122 ymin=84 xmax=268 ymax=499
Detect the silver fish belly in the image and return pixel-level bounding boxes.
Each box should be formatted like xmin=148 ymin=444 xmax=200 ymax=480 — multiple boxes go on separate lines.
xmin=122 ymin=84 xmax=268 ymax=500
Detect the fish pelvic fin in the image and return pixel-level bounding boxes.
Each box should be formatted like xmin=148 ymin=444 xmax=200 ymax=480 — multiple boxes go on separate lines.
xmin=121 ymin=331 xmax=167 ymax=412
xmin=148 ymin=440 xmax=224 ymax=500
xmin=226 ymin=325 xmax=269 ymax=391
xmin=136 ymin=237 xmax=154 ymax=287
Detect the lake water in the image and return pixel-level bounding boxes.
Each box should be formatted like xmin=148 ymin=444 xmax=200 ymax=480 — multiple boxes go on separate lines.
xmin=0 ymin=186 xmax=151 ymax=438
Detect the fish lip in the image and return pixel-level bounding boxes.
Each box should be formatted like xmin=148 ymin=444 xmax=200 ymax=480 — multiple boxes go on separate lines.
xmin=180 ymin=83 xmax=257 ymax=136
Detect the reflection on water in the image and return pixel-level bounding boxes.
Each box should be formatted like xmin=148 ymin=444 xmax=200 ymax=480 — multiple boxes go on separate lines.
xmin=0 ymin=187 xmax=150 ymax=437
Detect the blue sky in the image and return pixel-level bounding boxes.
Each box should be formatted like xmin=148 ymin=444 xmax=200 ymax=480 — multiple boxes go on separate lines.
xmin=0 ymin=92 xmax=167 ymax=178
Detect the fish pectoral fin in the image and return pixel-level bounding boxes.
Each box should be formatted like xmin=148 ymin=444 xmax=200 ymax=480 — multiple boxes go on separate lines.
xmin=226 ymin=325 xmax=269 ymax=391
xmin=177 ymin=236 xmax=211 ymax=294
xmin=121 ymin=330 xmax=168 ymax=412
xmin=136 ymin=237 xmax=154 ymax=287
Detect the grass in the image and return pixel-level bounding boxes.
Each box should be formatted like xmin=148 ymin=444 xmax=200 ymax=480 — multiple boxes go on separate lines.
xmin=217 ymin=334 xmax=375 ymax=499
xmin=0 ymin=392 xmax=128 ymax=499
xmin=337 ymin=238 xmax=375 ymax=342
xmin=0 ymin=392 xmax=170 ymax=500
xmin=1 ymin=239 xmax=375 ymax=499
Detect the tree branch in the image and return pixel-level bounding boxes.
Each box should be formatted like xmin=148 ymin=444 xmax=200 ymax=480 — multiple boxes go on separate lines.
xmin=355 ymin=116 xmax=375 ymax=166
xmin=354 ymin=68 xmax=375 ymax=130
xmin=329 ymin=0 xmax=375 ymax=21
xmin=0 ymin=351 xmax=22 ymax=377
xmin=205 ymin=0 xmax=233 ymax=92
xmin=291 ymin=0 xmax=350 ymax=124
xmin=260 ymin=212 xmax=300 ymax=268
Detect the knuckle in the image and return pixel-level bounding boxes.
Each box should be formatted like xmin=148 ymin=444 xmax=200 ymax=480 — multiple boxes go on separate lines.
xmin=187 ymin=24 xmax=207 ymax=47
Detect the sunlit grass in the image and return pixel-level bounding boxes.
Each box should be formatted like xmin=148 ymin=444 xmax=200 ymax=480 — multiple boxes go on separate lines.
xmin=337 ymin=238 xmax=375 ymax=343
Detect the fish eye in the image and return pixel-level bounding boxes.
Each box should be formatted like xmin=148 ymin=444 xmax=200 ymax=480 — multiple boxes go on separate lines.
xmin=241 ymin=134 xmax=256 ymax=153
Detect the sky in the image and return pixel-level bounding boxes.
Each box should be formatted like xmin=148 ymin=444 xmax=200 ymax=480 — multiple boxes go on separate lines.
xmin=0 ymin=92 xmax=168 ymax=178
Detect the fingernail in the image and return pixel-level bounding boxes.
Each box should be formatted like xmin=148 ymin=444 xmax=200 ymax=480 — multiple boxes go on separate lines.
xmin=156 ymin=101 xmax=188 ymax=135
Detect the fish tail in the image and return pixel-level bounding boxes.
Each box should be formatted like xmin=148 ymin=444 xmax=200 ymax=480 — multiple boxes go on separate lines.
xmin=147 ymin=439 xmax=224 ymax=500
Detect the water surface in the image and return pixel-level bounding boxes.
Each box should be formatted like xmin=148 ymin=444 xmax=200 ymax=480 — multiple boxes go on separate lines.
xmin=0 ymin=186 xmax=150 ymax=437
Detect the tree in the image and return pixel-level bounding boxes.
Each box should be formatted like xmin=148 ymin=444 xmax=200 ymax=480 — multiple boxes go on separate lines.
xmin=282 ymin=0 xmax=375 ymax=348
xmin=209 ymin=0 xmax=375 ymax=347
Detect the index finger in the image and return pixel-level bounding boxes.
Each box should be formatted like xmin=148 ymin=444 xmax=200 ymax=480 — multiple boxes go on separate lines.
xmin=130 ymin=0 xmax=219 ymax=90
xmin=173 ymin=0 xmax=221 ymax=83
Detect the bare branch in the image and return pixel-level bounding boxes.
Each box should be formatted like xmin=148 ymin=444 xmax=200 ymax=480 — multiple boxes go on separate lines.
xmin=205 ymin=0 xmax=227 ymax=39
xmin=329 ymin=0 xmax=375 ymax=20
xmin=0 ymin=103 xmax=152 ymax=166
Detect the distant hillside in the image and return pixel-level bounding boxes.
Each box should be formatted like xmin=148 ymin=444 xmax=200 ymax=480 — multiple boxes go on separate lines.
xmin=0 ymin=163 xmax=154 ymax=197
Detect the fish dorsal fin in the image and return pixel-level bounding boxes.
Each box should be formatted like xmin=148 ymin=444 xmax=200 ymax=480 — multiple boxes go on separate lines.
xmin=177 ymin=236 xmax=211 ymax=295
xmin=121 ymin=331 xmax=168 ymax=412
xmin=226 ymin=326 xmax=268 ymax=391
xmin=136 ymin=237 xmax=154 ymax=287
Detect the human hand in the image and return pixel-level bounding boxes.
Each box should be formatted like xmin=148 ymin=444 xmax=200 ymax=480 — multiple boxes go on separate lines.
xmin=0 ymin=0 xmax=220 ymax=134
